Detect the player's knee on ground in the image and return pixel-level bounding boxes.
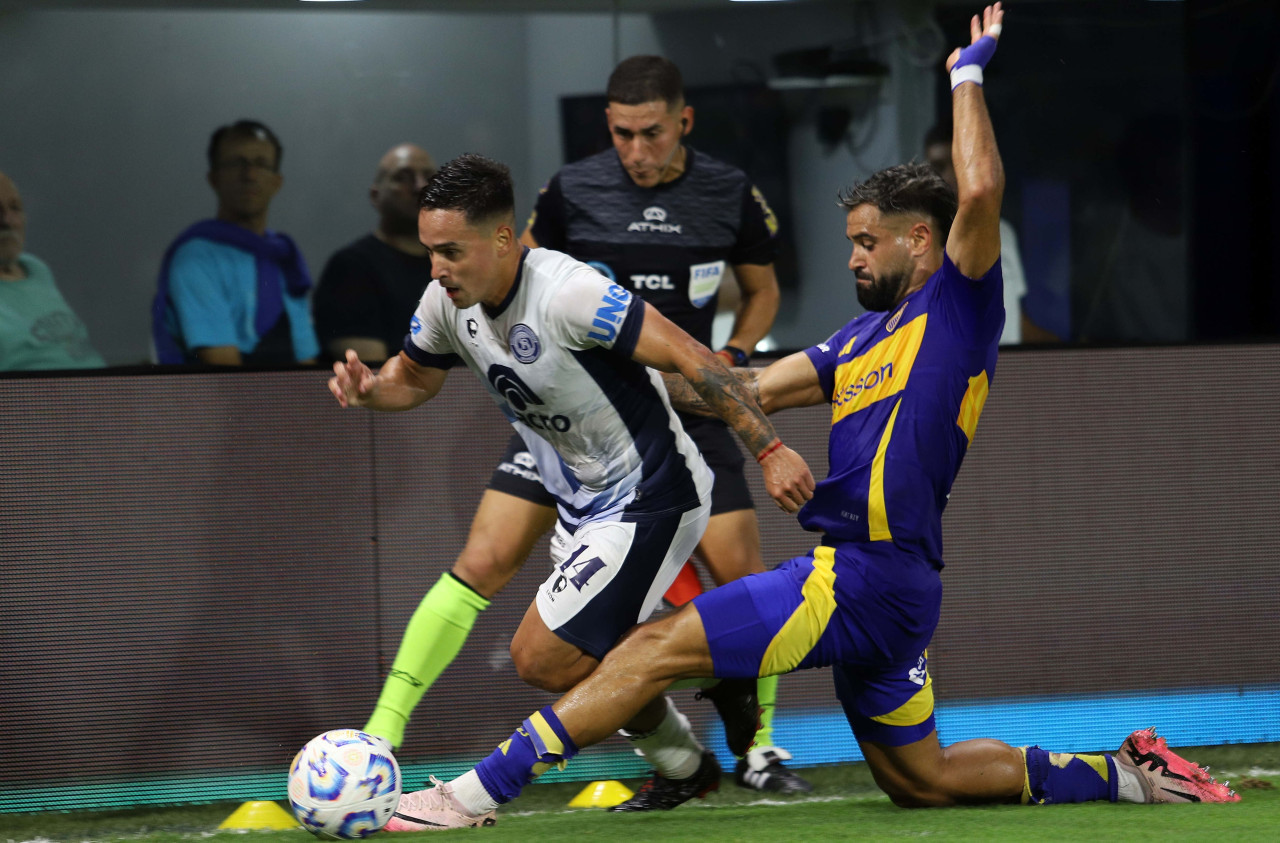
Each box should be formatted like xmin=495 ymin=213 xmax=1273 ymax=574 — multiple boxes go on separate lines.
xmin=871 ymin=771 xmax=959 ymax=809
xmin=864 ymin=753 xmax=963 ymax=809
xmin=883 ymin=784 xmax=955 ymax=809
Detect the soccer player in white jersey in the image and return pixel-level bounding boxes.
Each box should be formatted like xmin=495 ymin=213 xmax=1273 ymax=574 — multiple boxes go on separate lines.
xmin=329 ymin=153 xmax=814 ymax=819
xmin=351 ymin=6 xmax=1240 ymax=831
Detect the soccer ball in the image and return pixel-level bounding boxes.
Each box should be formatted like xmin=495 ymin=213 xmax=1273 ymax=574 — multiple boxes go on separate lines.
xmin=288 ymin=729 xmax=401 ymax=839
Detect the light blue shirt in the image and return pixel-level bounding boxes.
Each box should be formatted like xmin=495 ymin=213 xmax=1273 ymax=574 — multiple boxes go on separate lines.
xmin=0 ymin=254 xmax=106 ymax=371
xmin=166 ymin=238 xmax=319 ymax=361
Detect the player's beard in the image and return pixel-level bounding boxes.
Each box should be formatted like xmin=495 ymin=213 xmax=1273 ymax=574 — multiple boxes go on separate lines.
xmin=855 ymin=267 xmax=910 ymax=312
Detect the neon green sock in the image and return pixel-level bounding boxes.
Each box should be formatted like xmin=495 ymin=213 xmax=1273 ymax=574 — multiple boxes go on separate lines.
xmin=753 ymin=674 xmax=779 ymax=749
xmin=364 ymin=573 xmax=490 ymax=750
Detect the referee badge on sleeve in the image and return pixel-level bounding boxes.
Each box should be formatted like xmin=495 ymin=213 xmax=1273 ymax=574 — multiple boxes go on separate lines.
xmin=689 ymin=260 xmax=725 ymax=308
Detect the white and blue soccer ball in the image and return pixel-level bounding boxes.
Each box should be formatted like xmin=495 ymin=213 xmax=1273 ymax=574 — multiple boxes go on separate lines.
xmin=288 ymin=729 xmax=401 ymax=839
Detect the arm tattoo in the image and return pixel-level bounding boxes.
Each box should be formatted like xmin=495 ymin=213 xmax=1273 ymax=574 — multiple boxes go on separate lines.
xmin=661 ymin=369 xmax=761 ymax=417
xmin=661 ymin=371 xmax=711 ymax=415
xmin=665 ymin=365 xmax=775 ymax=456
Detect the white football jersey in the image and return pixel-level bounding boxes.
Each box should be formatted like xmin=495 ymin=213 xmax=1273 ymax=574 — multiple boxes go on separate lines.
xmin=406 ymin=247 xmax=713 ymax=528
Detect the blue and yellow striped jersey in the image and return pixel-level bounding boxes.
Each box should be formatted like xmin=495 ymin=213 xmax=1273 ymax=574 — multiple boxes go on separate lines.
xmin=799 ymin=253 xmax=1004 ymax=566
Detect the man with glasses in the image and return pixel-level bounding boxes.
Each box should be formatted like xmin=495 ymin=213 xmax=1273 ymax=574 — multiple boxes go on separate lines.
xmin=313 ymin=143 xmax=437 ymax=364
xmin=152 ymin=119 xmax=319 ymax=366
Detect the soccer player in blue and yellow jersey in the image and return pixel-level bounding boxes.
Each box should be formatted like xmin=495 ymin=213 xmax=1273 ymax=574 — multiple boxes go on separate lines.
xmin=383 ymin=5 xmax=1239 ymax=829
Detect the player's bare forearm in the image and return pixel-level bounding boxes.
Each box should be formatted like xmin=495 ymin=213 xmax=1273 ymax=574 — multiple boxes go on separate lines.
xmin=661 ymin=369 xmax=760 ymax=417
xmin=944 ymin=3 xmax=1006 ymax=278
xmin=329 ymin=350 xmax=442 ymax=412
xmin=667 ymin=346 xmax=814 ymax=513
xmin=684 ymin=359 xmax=777 ymax=456
xmin=724 ymin=264 xmax=780 ymax=353
xmin=354 ymin=381 xmax=434 ymax=412
xmin=951 ymin=84 xmax=1004 ymax=215
xmin=632 ymin=301 xmax=813 ymax=511
xmin=685 ymin=359 xmax=815 ymax=512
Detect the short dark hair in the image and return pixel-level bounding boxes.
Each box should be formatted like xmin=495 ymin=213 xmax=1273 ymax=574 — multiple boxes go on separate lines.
xmin=207 ymin=120 xmax=283 ymax=171
xmin=606 ymin=55 xmax=684 ymax=107
xmin=838 ymin=161 xmax=958 ymax=242
xmin=418 ymin=153 xmax=514 ymax=227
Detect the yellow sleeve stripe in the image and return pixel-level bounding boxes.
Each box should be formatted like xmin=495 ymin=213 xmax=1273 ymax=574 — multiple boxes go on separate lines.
xmin=868 ymin=397 xmax=903 ymax=542
xmin=868 ymin=674 xmax=934 ymax=727
xmin=956 ymin=370 xmax=990 ymax=444
xmin=759 ymin=546 xmax=838 ymax=676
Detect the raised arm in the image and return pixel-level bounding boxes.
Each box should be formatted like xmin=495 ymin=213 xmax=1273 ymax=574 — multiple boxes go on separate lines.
xmin=944 ymin=2 xmax=1006 ymax=279
xmin=631 ymin=302 xmax=814 ymax=512
xmin=329 ymin=348 xmax=448 ymax=411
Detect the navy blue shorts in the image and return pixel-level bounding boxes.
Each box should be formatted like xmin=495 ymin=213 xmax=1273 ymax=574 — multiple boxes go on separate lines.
xmin=693 ymin=541 xmax=942 ymax=746
xmin=487 ymin=422 xmax=753 ymax=516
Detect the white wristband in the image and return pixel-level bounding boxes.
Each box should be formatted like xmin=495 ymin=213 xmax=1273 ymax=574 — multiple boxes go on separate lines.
xmin=950 ymin=64 xmax=984 ymax=90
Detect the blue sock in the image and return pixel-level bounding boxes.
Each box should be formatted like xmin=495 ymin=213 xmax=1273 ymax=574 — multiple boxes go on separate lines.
xmin=473 ymin=706 xmax=579 ymax=804
xmin=1021 ymin=746 xmax=1118 ymax=804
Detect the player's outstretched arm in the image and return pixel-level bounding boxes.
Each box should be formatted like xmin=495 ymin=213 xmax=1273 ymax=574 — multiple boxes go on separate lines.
xmin=329 ymin=348 xmax=447 ymax=411
xmin=660 ymin=350 xmax=825 ymax=417
xmin=944 ymin=2 xmax=1006 ymax=279
xmin=633 ymin=302 xmax=814 ymax=512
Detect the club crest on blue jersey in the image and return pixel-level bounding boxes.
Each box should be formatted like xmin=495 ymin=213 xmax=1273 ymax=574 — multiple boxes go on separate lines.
xmin=509 ymin=323 xmax=541 ymax=363
xmin=586 ymin=261 xmax=616 ymax=282
xmin=908 ymin=652 xmax=928 ymax=686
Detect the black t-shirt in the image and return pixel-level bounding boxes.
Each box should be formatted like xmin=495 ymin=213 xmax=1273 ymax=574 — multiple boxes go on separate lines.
xmin=527 ymin=147 xmax=778 ymax=348
xmin=312 ymin=234 xmax=432 ymax=361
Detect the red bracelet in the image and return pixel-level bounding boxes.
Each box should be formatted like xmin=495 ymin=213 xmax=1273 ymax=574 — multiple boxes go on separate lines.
xmin=756 ymin=439 xmax=784 ymax=463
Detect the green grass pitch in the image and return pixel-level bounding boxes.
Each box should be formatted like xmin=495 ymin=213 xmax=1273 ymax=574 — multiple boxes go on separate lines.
xmin=5 ymin=744 xmax=1277 ymax=842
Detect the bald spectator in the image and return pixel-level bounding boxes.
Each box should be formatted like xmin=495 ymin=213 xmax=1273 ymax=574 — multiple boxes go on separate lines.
xmin=0 ymin=171 xmax=106 ymax=371
xmin=313 ymin=143 xmax=436 ymax=363
xmin=152 ymin=119 xmax=319 ymax=366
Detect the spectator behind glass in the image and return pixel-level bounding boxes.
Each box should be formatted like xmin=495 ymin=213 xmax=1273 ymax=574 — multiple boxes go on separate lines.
xmin=925 ymin=122 xmax=1056 ymax=344
xmin=151 ymin=120 xmax=319 ymax=366
xmin=313 ymin=143 xmax=436 ymax=363
xmin=0 ymin=171 xmax=106 ymax=371
xmin=1076 ymin=114 xmax=1188 ymax=343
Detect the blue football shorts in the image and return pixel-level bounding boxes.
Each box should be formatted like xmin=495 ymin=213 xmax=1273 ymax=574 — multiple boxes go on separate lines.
xmin=693 ymin=540 xmax=943 ymax=747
